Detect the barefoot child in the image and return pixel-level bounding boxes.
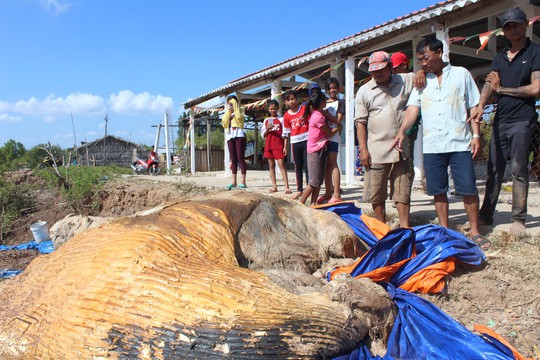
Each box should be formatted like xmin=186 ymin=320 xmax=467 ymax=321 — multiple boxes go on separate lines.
xmin=318 ymin=77 xmax=345 ymax=204
xmin=262 ymin=100 xmax=291 ymax=194
xmin=283 ymin=90 xmax=309 ymax=200
xmin=299 ymin=91 xmax=343 ymax=205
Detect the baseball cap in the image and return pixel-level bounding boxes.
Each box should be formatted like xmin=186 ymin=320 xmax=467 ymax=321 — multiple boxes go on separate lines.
xmin=368 ymin=51 xmax=391 ymax=72
xmin=308 ymin=83 xmax=322 ymax=97
xmin=499 ymin=7 xmax=527 ymax=28
xmin=391 ymin=52 xmax=409 ymax=69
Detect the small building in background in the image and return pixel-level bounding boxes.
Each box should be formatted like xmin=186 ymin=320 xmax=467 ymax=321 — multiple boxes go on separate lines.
xmin=76 ymin=135 xmax=148 ymax=167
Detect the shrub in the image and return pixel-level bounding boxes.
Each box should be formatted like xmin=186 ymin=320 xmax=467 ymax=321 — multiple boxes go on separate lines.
xmin=37 ymin=165 xmax=131 ymax=215
xmin=0 ymin=178 xmax=33 ymax=242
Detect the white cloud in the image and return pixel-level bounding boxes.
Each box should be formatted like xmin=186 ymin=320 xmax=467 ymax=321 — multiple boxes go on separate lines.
xmin=0 ymin=114 xmax=22 ymax=123
xmin=108 ymin=90 xmax=175 ymax=115
xmin=40 ymin=0 xmax=73 ymax=15
xmin=12 ymin=93 xmax=105 ymax=117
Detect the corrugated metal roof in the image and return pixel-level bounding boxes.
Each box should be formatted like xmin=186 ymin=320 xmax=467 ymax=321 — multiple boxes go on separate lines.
xmin=182 ymin=0 xmax=480 ymax=108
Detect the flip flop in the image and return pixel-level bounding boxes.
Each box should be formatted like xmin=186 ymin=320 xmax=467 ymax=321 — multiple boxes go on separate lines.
xmin=268 ymin=188 xmax=278 ymax=193
xmin=238 ymin=184 xmax=247 ymax=189
xmin=317 ymin=194 xmax=331 ymax=204
xmin=328 ymin=197 xmax=344 ymax=204
xmin=225 ymin=184 xmax=237 ymax=191
xmin=471 ymin=234 xmax=491 ymax=251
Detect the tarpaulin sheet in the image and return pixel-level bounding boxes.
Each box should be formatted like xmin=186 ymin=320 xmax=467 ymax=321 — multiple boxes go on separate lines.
xmin=324 ymin=203 xmax=486 ymax=293
xmin=0 ymin=269 xmax=22 ymax=278
xmin=0 ymin=240 xmax=54 ymax=254
xmin=333 ymin=284 xmax=516 ymax=360
xmin=0 ymin=240 xmax=55 ymax=278
xmin=324 ymin=202 xmax=380 ymax=247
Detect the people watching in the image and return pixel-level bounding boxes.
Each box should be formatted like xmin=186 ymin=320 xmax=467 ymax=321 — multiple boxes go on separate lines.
xmin=469 ymin=7 xmax=540 ymax=234
xmin=392 ymin=37 xmax=491 ymax=250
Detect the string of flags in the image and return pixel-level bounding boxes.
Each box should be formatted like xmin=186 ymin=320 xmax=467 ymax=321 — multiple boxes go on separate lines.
xmin=449 ymin=14 xmax=540 ymax=53
xmin=191 ymin=15 xmax=540 ymax=117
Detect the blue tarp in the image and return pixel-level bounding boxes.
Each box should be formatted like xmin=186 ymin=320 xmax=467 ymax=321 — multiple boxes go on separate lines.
xmin=325 ymin=202 xmax=380 ymax=247
xmin=0 ymin=240 xmax=55 ymax=254
xmin=0 ymin=240 xmax=55 ymax=278
xmin=0 ymin=269 xmax=22 ymax=278
xmin=322 ymin=204 xmax=515 ymax=359
xmin=333 ymin=284 xmax=515 ymax=360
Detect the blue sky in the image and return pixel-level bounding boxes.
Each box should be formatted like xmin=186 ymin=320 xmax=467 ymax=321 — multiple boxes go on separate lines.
xmin=0 ymin=0 xmax=438 ymax=149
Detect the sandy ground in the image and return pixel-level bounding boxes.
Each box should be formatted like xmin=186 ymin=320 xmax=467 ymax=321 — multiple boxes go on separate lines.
xmin=1 ymin=169 xmax=539 ymax=358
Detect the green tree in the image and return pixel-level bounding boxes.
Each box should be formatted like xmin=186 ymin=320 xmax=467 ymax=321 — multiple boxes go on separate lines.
xmin=0 ymin=140 xmax=27 ymax=173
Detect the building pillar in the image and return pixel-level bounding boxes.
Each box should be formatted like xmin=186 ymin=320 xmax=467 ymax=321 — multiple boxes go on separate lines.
xmin=189 ymin=108 xmax=196 ymax=174
xmin=344 ymin=56 xmax=356 ymax=187
xmin=221 ymin=95 xmax=230 ymax=176
xmin=412 ymin=36 xmax=424 ymax=180
xmin=271 ymin=80 xmax=283 ymax=115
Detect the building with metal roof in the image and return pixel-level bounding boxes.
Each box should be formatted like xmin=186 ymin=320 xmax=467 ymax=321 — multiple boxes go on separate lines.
xmin=182 ymin=0 xmax=540 ymax=184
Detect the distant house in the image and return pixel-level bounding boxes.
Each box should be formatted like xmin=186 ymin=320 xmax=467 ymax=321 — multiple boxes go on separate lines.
xmin=76 ymin=135 xmax=148 ymax=167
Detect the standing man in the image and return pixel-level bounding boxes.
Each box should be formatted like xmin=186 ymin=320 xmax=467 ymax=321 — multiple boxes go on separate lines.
xmin=392 ymin=37 xmax=491 ymax=250
xmin=355 ymin=51 xmax=415 ymax=228
xmin=469 ymin=7 xmax=540 ymax=234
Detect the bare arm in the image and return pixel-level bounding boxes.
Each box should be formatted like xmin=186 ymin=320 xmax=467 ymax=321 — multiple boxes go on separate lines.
xmin=469 ymin=112 xmax=482 ymax=159
xmin=494 ymin=71 xmax=540 ymax=97
xmin=356 ymin=121 xmax=371 ymax=169
xmin=391 ymin=105 xmax=420 ymax=151
xmin=320 ymin=123 xmax=342 ymax=137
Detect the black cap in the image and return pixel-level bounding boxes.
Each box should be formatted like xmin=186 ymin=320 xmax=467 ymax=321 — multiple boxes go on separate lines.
xmin=499 ymin=7 xmax=528 ymax=27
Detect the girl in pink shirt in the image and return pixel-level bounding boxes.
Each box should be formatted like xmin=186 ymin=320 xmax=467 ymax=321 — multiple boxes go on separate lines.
xmin=299 ymin=91 xmax=342 ymax=205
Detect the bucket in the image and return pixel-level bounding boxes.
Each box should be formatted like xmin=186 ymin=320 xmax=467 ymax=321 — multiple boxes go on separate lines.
xmin=30 ymin=221 xmax=50 ymax=244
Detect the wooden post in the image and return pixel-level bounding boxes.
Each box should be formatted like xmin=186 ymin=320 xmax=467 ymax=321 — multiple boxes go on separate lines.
xmin=164 ymin=112 xmax=171 ymax=173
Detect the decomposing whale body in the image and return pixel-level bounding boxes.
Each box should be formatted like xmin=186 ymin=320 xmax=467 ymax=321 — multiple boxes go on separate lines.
xmin=0 ymin=192 xmax=396 ymax=359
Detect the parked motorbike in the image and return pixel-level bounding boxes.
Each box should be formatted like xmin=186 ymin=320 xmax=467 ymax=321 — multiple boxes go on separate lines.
xmin=131 ymin=150 xmax=160 ymax=175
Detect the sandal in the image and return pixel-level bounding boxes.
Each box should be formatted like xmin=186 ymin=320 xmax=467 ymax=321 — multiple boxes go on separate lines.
xmin=268 ymin=188 xmax=278 ymax=193
xmin=471 ymin=234 xmax=491 ymax=251
xmin=317 ymin=194 xmax=331 ymax=204
xmin=328 ymin=197 xmax=344 ymax=204
xmin=225 ymin=184 xmax=237 ymax=191
xmin=238 ymin=184 xmax=247 ymax=189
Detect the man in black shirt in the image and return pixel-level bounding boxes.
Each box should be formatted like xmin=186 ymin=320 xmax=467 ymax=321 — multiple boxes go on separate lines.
xmin=469 ymin=7 xmax=540 ymax=234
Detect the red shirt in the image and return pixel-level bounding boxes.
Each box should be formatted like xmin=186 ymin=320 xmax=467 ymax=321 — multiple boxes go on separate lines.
xmin=262 ymin=117 xmax=285 ymax=151
xmin=283 ymin=104 xmax=308 ymax=144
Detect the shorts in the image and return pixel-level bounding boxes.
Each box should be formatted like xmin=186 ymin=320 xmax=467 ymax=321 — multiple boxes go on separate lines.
xmin=264 ymin=147 xmax=285 ymax=160
xmin=328 ymin=141 xmax=339 ymax=153
xmin=423 ymin=151 xmax=477 ymax=196
xmin=363 ymin=157 xmax=412 ymax=204
xmin=307 ymin=148 xmax=328 ymax=188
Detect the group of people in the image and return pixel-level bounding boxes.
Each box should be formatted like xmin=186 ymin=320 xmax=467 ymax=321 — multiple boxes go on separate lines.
xmin=222 ymin=7 xmax=539 ymax=248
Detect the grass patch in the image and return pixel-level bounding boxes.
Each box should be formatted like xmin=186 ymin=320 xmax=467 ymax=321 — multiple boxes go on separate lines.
xmin=0 ymin=177 xmax=34 ymax=242
xmin=37 ymin=166 xmax=132 ymax=214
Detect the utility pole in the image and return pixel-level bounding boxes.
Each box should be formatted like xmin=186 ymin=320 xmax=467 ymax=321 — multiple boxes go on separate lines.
xmin=71 ymin=113 xmax=77 ymax=147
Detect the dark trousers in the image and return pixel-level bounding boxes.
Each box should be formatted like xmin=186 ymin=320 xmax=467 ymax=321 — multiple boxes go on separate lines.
xmin=292 ymin=140 xmax=308 ymax=193
xmin=227 ymin=137 xmax=246 ymax=175
xmin=480 ymin=120 xmax=533 ymax=224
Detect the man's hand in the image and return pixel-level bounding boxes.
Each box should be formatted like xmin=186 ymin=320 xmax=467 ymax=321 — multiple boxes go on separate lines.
xmin=391 ymin=132 xmax=406 ymax=153
xmin=468 ymin=105 xmax=484 ymax=124
xmin=359 ymin=148 xmax=371 ymax=169
xmin=471 ymin=137 xmax=481 ymax=159
xmin=486 ymin=71 xmax=501 ymax=91
xmin=414 ymin=70 xmax=426 ymax=89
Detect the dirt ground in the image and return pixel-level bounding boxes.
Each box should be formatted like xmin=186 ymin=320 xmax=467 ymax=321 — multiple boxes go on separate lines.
xmin=1 ymin=170 xmax=539 ymax=358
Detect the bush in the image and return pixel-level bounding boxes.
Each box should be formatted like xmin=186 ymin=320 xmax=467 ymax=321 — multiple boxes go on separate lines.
xmin=37 ymin=165 xmax=131 ymax=214
xmin=0 ymin=178 xmax=34 ymax=242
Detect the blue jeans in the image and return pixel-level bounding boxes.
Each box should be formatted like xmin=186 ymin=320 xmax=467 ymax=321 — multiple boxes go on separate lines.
xmin=424 ymin=151 xmax=477 ymax=196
